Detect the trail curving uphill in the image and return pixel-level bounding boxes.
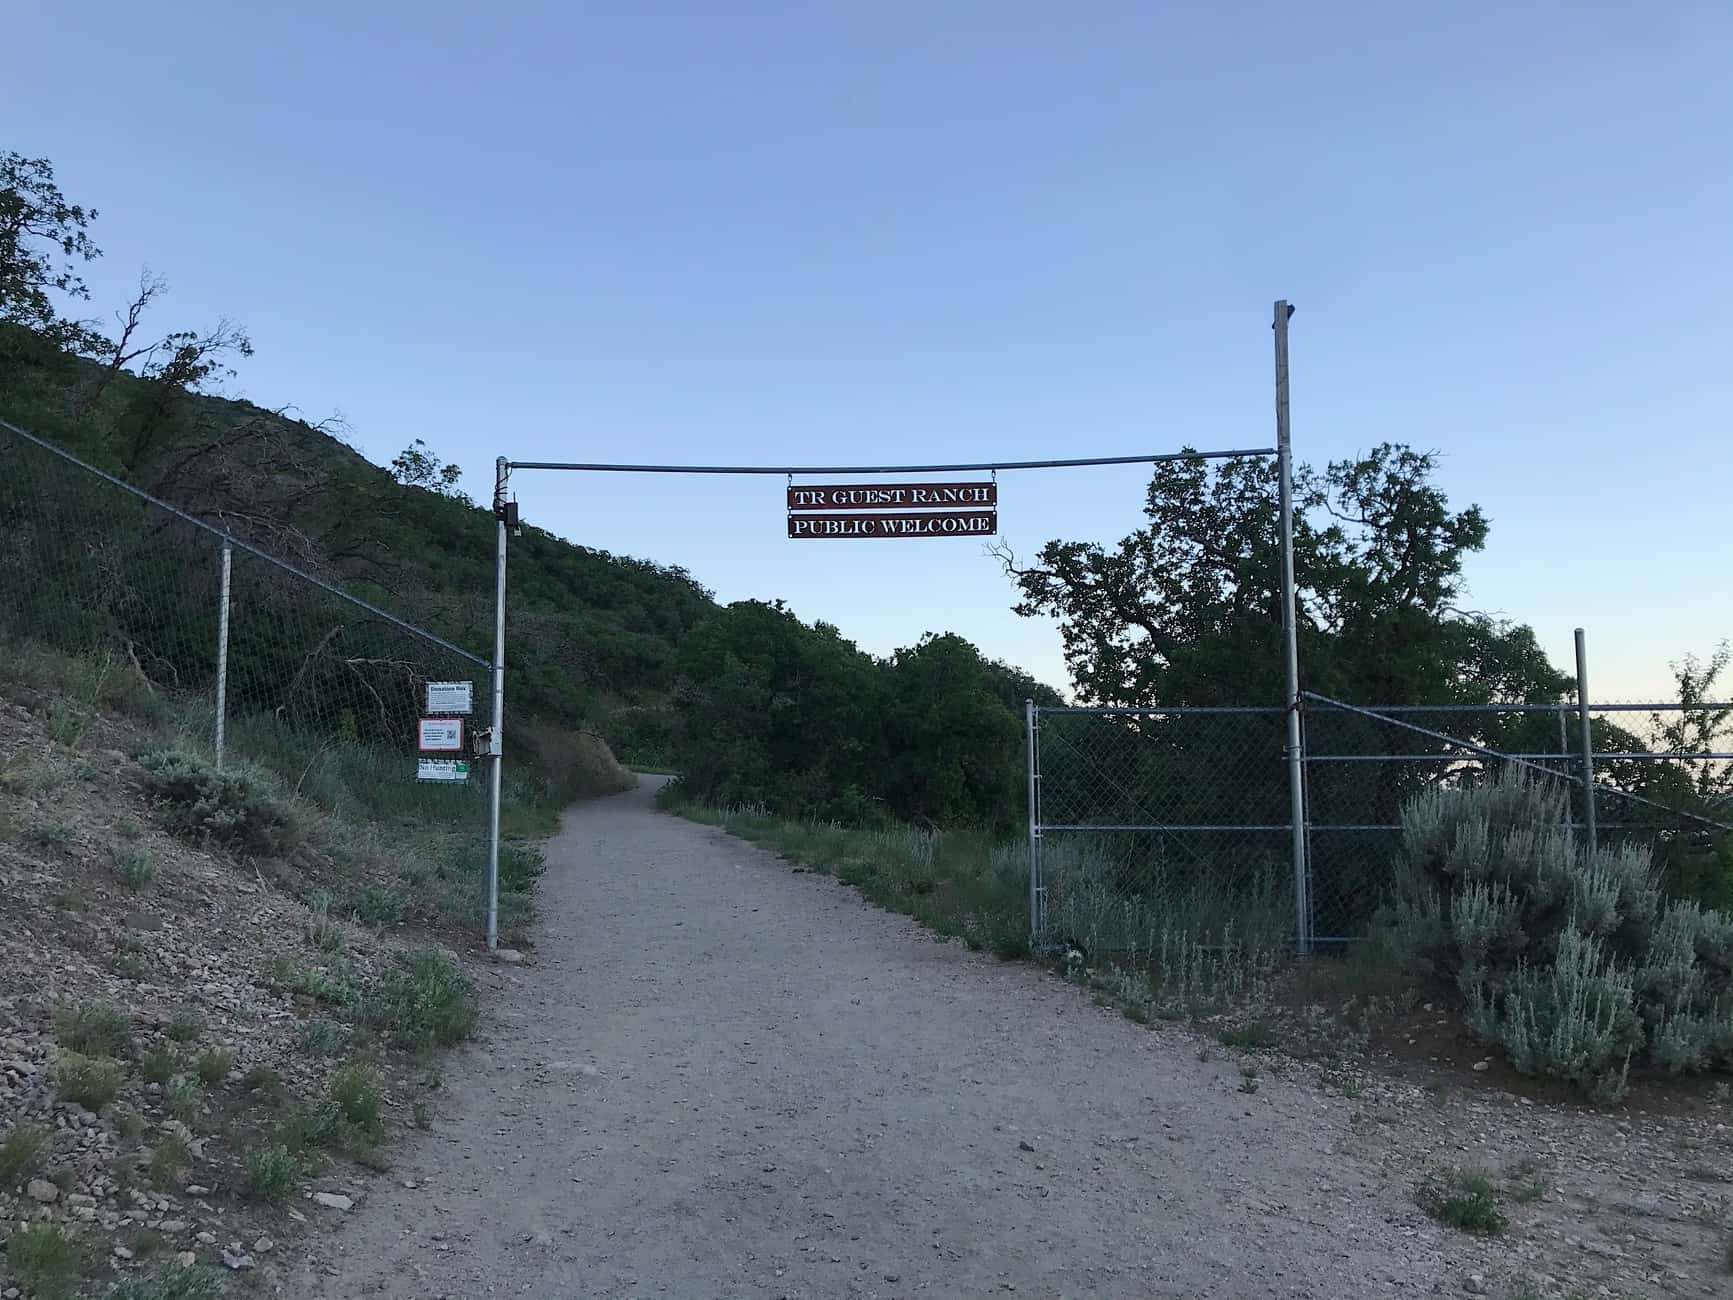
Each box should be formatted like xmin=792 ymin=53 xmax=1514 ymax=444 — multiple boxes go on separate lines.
xmin=300 ymin=779 xmax=1457 ymax=1299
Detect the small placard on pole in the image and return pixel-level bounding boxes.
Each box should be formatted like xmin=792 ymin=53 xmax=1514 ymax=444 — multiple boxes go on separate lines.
xmin=417 ymin=758 xmax=471 ymax=783
xmin=426 ymin=681 xmax=475 ymax=715
xmin=419 ymin=718 xmax=465 ymax=753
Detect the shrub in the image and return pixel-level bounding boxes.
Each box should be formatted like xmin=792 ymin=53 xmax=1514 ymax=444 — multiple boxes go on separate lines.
xmin=0 ymin=1122 xmax=50 ymax=1183
xmin=299 ymin=1018 xmax=349 ymax=1057
xmin=30 ymin=819 xmax=76 ymax=848
xmin=166 ymin=1009 xmax=204 ymax=1043
xmin=242 ymin=1065 xmax=280 ymax=1093
xmin=55 ymin=1051 xmax=125 ymax=1111
xmin=4 ymin=1222 xmax=82 ymax=1299
xmin=1381 ymin=773 xmax=1733 ymax=1100
xmin=147 ymin=1135 xmax=189 ymax=1187
xmin=265 ymin=955 xmax=357 ymax=1008
xmin=1416 ymin=1167 xmax=1508 ymax=1234
xmin=274 ymin=1102 xmax=341 ymax=1157
xmin=364 ymin=948 xmax=477 ymax=1048
xmin=305 ymin=912 xmax=346 ymax=954
xmin=111 ymin=845 xmax=156 ymax=890
xmin=101 ymin=1262 xmax=226 ymax=1300
xmin=55 ymin=1000 xmax=132 ymax=1057
xmin=346 ymin=886 xmax=405 ymax=928
xmin=165 ymin=1076 xmax=201 ymax=1124
xmin=328 ymin=1062 xmax=384 ymax=1139
xmin=137 ymin=749 xmax=294 ymax=855
xmin=140 ymin=1047 xmax=179 ymax=1085
xmin=194 ymin=1047 xmax=233 ymax=1085
xmin=243 ymin=1144 xmax=301 ymax=1201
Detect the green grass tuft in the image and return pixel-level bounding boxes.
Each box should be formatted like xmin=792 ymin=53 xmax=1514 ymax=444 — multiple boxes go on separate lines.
xmin=165 ymin=1008 xmax=204 ymax=1043
xmin=299 ymin=1018 xmax=349 ymax=1057
xmin=194 ymin=1046 xmax=233 ymax=1086
xmin=111 ymin=845 xmax=156 ymax=890
xmin=243 ymin=1144 xmax=302 ymax=1201
xmin=364 ymin=948 xmax=477 ymax=1048
xmin=165 ymin=1076 xmax=201 ymax=1124
xmin=55 ymin=1000 xmax=132 ymax=1057
xmin=140 ymin=1046 xmax=179 ymax=1085
xmin=328 ymin=1062 xmax=384 ymax=1139
xmin=1417 ymin=1167 xmax=1509 ymax=1235
xmin=0 ymin=1122 xmax=51 ymax=1183
xmin=100 ymin=1261 xmax=226 ymax=1299
xmin=54 ymin=1051 xmax=125 ymax=1111
xmin=147 ymin=1135 xmax=189 ymax=1188
xmin=4 ymin=1221 xmax=83 ymax=1300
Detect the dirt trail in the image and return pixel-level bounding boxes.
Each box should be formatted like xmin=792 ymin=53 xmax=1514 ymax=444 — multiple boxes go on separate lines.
xmin=297 ymin=781 xmax=1471 ymax=1299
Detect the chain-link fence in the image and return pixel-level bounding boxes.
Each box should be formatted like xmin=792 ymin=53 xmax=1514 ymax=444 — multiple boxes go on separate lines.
xmin=1302 ymin=692 xmax=1733 ymax=944
xmin=1031 ymin=694 xmax=1733 ymax=956
xmin=0 ymin=418 xmax=497 ymax=930
xmin=1027 ymin=706 xmax=1298 ymax=959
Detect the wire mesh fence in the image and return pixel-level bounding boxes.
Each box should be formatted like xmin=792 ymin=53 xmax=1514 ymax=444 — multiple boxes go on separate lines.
xmin=1032 ymin=694 xmax=1733 ymax=957
xmin=0 ymin=418 xmax=497 ymax=928
xmin=1302 ymin=693 xmax=1733 ymax=944
xmin=1028 ymin=706 xmax=1297 ymax=959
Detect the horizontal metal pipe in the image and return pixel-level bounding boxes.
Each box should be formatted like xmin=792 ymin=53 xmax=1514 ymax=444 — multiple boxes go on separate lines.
xmin=1306 ymin=752 xmax=1733 ymax=762
xmin=1301 ymin=690 xmax=1733 ymax=832
xmin=1037 ymin=705 xmax=1284 ymax=716
xmin=508 ymin=447 xmax=1278 ymax=475
xmin=1 ymin=417 xmax=492 ymax=668
xmin=1332 ymin=701 xmax=1733 ymax=714
xmin=1040 ymin=823 xmax=1294 ymax=832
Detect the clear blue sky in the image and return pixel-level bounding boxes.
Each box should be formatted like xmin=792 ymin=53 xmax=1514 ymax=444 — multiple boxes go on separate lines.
xmin=11 ymin=1 xmax=1731 ymax=700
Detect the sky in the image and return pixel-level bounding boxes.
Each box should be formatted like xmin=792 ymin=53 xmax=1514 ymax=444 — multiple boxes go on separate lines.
xmin=8 ymin=0 xmax=1731 ymax=702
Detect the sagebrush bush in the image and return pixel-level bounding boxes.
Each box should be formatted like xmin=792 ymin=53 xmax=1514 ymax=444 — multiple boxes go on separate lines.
xmin=54 ymin=1051 xmax=125 ymax=1110
xmin=1383 ymin=773 xmax=1733 ymax=1099
xmin=138 ymin=749 xmax=294 ymax=855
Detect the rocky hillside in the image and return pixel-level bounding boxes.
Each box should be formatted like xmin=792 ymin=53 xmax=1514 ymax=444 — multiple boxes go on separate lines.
xmin=0 ymin=654 xmax=503 ymax=1299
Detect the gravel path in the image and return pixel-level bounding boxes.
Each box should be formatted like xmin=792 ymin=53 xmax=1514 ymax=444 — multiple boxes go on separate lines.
xmin=300 ymin=781 xmax=1467 ymax=1299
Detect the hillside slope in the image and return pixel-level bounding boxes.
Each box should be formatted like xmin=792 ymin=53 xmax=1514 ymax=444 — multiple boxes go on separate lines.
xmin=0 ymin=327 xmax=716 ymax=739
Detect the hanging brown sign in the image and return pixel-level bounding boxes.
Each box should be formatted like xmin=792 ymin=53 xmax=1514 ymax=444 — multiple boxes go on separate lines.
xmin=788 ymin=511 xmax=998 ymax=540
xmin=787 ymin=481 xmax=996 ymax=511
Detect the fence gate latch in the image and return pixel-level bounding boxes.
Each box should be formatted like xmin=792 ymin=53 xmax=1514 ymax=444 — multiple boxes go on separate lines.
xmin=472 ymin=726 xmax=502 ymax=758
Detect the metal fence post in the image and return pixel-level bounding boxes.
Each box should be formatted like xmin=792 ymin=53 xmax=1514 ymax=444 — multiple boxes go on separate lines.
xmin=1274 ymin=300 xmax=1310 ymax=955
xmin=485 ymin=464 xmax=509 ymax=949
xmin=1574 ymin=627 xmax=1596 ymax=844
xmin=214 ymin=539 xmax=232 ymax=769
xmin=1025 ymin=699 xmax=1040 ymax=948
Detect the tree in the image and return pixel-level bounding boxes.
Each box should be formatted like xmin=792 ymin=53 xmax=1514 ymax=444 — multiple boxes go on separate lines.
xmin=391 ymin=439 xmax=471 ymax=503
xmin=0 ymin=152 xmax=103 ymax=352
xmin=996 ymin=443 xmax=1567 ymax=709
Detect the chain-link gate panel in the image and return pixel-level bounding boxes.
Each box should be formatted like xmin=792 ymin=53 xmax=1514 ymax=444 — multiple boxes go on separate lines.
xmin=1030 ymin=706 xmax=1297 ymax=960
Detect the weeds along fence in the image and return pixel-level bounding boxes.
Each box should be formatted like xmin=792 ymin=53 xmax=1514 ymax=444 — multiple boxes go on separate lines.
xmin=1029 ymin=696 xmax=1733 ymax=957
xmin=1026 ymin=707 xmax=1296 ymax=961
xmin=0 ymin=419 xmax=499 ymax=929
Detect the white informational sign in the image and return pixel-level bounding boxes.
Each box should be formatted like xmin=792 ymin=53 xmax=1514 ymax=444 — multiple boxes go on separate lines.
xmin=417 ymin=758 xmax=471 ymax=783
xmin=418 ymin=718 xmax=465 ymax=752
xmin=426 ymin=681 xmax=475 ymax=715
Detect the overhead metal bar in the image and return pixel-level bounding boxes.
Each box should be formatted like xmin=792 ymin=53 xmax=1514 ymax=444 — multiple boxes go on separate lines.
xmin=506 ymin=447 xmax=1276 ymax=475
